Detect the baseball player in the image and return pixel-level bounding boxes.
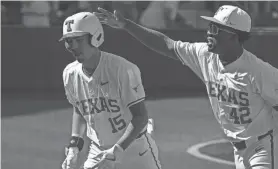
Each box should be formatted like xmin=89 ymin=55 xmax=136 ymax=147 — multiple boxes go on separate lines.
xmin=95 ymin=5 xmax=278 ymax=169
xmin=60 ymin=12 xmax=161 ymax=169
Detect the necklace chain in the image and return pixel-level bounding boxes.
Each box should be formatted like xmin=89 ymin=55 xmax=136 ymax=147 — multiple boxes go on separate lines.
xmin=82 ymin=66 xmax=95 ymax=77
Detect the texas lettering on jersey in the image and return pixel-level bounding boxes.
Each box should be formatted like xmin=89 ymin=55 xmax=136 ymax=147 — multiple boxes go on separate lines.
xmin=174 ymin=41 xmax=278 ymax=139
xmin=207 ymin=81 xmax=251 ymax=125
xmin=76 ymin=97 xmax=120 ymax=116
xmin=63 ymin=51 xmax=145 ymax=146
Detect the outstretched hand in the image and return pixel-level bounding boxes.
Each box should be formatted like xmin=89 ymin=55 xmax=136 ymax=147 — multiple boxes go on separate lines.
xmin=94 ymin=7 xmax=127 ymax=29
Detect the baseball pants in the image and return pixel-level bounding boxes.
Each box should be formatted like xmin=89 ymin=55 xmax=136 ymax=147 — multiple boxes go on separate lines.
xmin=233 ymin=130 xmax=277 ymax=169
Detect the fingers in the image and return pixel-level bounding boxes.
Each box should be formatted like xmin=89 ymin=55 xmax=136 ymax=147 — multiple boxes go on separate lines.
xmin=65 ymin=147 xmax=69 ymax=156
xmin=93 ymin=12 xmax=106 ymax=18
xmin=91 ymin=151 xmax=108 ymax=169
xmin=62 ymin=160 xmax=72 ymax=169
xmin=97 ymin=7 xmax=113 ymax=16
xmin=95 ymin=151 xmax=105 ymax=159
xmin=89 ymin=163 xmax=100 ymax=169
xmin=90 ymin=158 xmax=104 ymax=169
xmin=93 ymin=12 xmax=110 ymax=25
xmin=62 ymin=157 xmax=77 ymax=169
xmin=62 ymin=161 xmax=69 ymax=169
xmin=91 ymin=151 xmax=105 ymax=163
xmin=62 ymin=160 xmax=66 ymax=169
xmin=93 ymin=12 xmax=107 ymax=21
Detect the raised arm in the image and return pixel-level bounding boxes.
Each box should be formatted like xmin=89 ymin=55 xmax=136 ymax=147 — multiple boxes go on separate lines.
xmin=95 ymin=8 xmax=207 ymax=81
xmin=94 ymin=8 xmax=178 ymax=61
xmin=123 ymin=19 xmax=177 ymax=60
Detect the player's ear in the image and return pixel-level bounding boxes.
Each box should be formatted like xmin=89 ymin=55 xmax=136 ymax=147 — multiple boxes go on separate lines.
xmin=65 ymin=41 xmax=70 ymax=50
xmin=237 ymin=31 xmax=250 ymax=44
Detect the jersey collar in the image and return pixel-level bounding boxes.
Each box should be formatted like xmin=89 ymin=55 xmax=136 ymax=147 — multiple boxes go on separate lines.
xmin=78 ymin=52 xmax=104 ymax=83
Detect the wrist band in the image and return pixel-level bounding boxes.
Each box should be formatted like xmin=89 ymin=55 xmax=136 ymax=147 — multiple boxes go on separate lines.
xmin=68 ymin=136 xmax=84 ymax=151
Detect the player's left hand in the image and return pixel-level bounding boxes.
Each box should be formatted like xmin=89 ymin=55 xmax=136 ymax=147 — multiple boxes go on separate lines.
xmin=93 ymin=144 xmax=124 ymax=169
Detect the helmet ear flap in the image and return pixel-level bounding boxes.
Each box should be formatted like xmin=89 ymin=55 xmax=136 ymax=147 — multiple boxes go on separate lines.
xmin=90 ymin=28 xmax=104 ymax=47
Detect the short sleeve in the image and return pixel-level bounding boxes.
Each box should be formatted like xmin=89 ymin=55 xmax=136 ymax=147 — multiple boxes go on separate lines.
xmin=119 ymin=65 xmax=145 ymax=108
xmin=256 ymin=63 xmax=278 ymax=107
xmin=174 ymin=41 xmax=207 ymax=81
xmin=63 ymin=68 xmax=77 ymax=107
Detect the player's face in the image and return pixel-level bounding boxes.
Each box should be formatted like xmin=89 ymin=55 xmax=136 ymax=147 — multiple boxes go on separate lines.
xmin=206 ymin=22 xmax=237 ymax=55
xmin=65 ymin=34 xmax=93 ymax=63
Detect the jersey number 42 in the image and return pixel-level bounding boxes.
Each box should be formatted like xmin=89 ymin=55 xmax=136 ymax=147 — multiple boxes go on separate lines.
xmin=229 ymin=107 xmax=252 ymax=124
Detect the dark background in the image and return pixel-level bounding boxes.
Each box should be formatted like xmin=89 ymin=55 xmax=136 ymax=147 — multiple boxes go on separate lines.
xmin=2 ymin=26 xmax=278 ymax=94
xmin=2 ymin=1 xmax=278 ymax=100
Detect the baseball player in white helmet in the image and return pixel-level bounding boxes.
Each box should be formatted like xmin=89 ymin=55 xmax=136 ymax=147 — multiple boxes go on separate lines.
xmin=96 ymin=5 xmax=278 ymax=169
xmin=60 ymin=12 xmax=161 ymax=169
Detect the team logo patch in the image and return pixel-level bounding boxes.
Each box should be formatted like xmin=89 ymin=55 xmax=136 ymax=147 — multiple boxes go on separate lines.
xmin=132 ymin=84 xmax=140 ymax=93
xmin=65 ymin=19 xmax=74 ymax=32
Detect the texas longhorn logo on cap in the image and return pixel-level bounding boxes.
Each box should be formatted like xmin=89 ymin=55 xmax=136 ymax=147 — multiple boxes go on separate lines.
xmin=65 ymin=19 xmax=74 ymax=32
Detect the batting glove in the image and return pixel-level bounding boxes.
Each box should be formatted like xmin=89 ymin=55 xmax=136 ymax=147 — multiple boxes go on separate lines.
xmin=62 ymin=147 xmax=79 ymax=169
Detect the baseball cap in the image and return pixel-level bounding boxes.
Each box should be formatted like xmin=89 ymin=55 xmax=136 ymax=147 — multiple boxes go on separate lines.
xmin=59 ymin=12 xmax=101 ymax=41
xmin=201 ymin=5 xmax=251 ymax=32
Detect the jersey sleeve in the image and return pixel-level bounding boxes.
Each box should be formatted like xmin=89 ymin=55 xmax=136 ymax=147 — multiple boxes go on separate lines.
xmin=63 ymin=68 xmax=77 ymax=107
xmin=256 ymin=62 xmax=278 ymax=107
xmin=119 ymin=64 xmax=145 ymax=108
xmin=174 ymin=41 xmax=207 ymax=81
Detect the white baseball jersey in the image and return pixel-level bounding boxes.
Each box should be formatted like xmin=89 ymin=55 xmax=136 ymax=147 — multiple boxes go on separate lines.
xmin=174 ymin=41 xmax=278 ymax=141
xmin=63 ymin=51 xmax=145 ymax=147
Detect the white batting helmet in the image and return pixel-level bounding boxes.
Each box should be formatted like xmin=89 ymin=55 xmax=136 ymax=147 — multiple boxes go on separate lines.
xmin=59 ymin=12 xmax=104 ymax=47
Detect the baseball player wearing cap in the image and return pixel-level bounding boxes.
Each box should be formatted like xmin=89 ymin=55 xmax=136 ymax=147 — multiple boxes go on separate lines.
xmin=60 ymin=12 xmax=161 ymax=169
xmin=96 ymin=5 xmax=278 ymax=169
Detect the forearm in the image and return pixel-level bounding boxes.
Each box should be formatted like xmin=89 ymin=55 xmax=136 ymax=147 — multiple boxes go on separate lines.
xmin=71 ymin=107 xmax=87 ymax=138
xmin=116 ymin=114 xmax=148 ymax=150
xmin=124 ymin=19 xmax=176 ymax=59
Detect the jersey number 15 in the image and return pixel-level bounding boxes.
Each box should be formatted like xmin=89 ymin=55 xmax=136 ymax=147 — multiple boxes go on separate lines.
xmin=108 ymin=114 xmax=127 ymax=133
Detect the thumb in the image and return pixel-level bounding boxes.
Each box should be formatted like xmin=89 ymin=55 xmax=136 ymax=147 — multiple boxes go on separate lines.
xmin=62 ymin=160 xmax=67 ymax=169
xmin=113 ymin=10 xmax=121 ymax=19
xmin=113 ymin=10 xmax=126 ymax=29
